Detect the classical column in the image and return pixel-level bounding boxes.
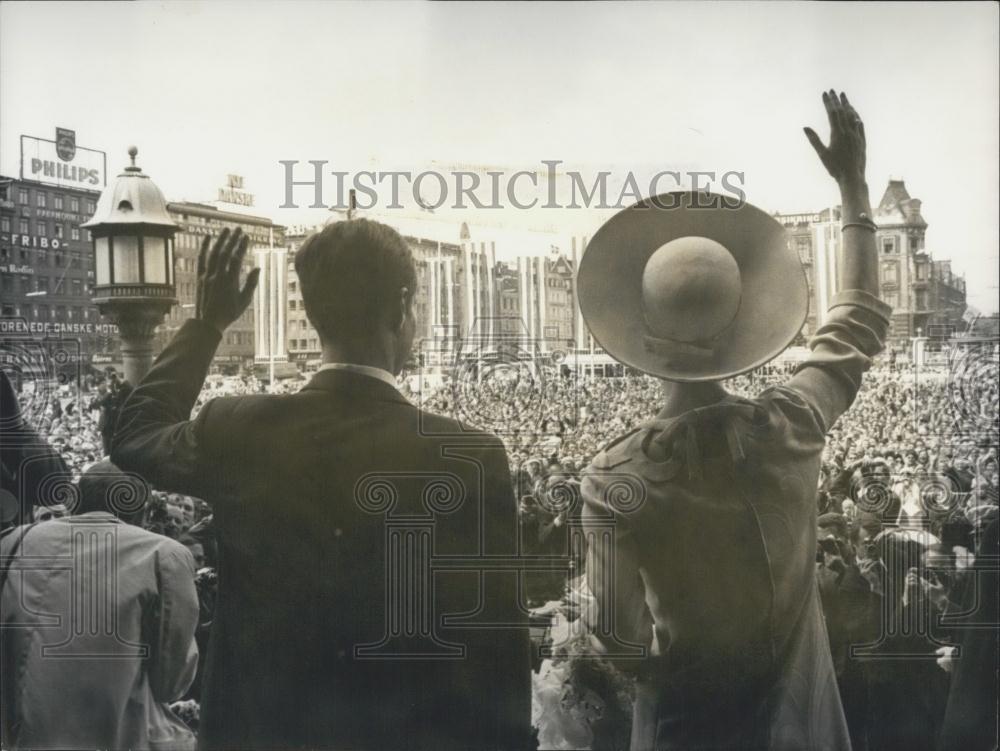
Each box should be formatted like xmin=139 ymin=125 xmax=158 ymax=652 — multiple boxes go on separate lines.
xmin=255 ymin=248 xmax=267 ymax=361
xmin=472 ymin=245 xmax=486 ymax=346
xmin=446 ymin=258 xmax=455 ymax=331
xmin=476 ymin=242 xmax=491 ymax=340
xmin=572 ymin=237 xmax=585 ymax=350
xmin=471 ymin=245 xmax=479 ymax=339
xmin=537 ymin=256 xmax=547 ymax=351
xmin=269 ymin=251 xmax=278 ymax=366
xmin=275 ymin=249 xmax=287 ymax=359
xmin=462 ymin=242 xmax=473 ymax=338
xmin=115 ymin=306 xmax=167 ymax=387
xmin=429 ymin=256 xmax=438 ymax=339
xmin=517 ymin=257 xmax=527 ymax=347
xmin=487 ymin=241 xmax=496 ymax=345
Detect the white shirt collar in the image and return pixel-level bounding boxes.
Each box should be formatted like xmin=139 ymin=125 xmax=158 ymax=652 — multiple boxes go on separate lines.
xmin=317 ymin=362 xmax=398 ymax=388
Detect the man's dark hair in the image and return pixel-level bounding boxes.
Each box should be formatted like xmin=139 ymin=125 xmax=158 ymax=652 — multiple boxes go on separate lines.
xmin=78 ymin=460 xmax=148 ymax=522
xmin=294 ymin=219 xmax=416 ymax=345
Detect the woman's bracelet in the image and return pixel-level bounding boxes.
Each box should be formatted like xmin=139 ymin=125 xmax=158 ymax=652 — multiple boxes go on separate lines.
xmin=842 ymin=213 xmax=878 ymax=232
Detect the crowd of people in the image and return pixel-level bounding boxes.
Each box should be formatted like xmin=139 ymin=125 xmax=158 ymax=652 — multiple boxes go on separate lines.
xmin=4 ymin=344 xmax=997 ymax=749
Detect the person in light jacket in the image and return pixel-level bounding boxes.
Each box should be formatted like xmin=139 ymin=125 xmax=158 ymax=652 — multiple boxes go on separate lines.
xmin=577 ymin=91 xmax=889 ymax=750
xmin=1 ymin=461 xmax=199 ymax=751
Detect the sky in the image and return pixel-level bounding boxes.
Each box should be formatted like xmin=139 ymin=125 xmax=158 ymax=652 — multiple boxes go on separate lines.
xmin=2 ymin=1 xmax=998 ymax=311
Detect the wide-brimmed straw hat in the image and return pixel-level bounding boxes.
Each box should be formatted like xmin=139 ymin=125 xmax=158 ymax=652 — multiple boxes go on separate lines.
xmin=577 ymin=191 xmax=808 ymax=381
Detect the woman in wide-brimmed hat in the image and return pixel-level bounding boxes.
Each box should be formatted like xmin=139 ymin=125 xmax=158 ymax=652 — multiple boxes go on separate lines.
xmin=578 ymin=91 xmax=892 ymax=751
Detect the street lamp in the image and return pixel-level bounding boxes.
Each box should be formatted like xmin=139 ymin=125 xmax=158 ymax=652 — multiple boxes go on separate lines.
xmin=82 ymin=146 xmax=177 ymax=386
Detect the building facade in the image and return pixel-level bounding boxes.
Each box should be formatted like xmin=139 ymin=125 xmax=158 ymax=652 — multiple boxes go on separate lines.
xmin=281 ymin=182 xmax=968 ymax=377
xmin=163 ymin=201 xmax=285 ymax=372
xmin=281 ymin=221 xmax=585 ymax=369
xmin=508 ymin=253 xmax=576 ymax=352
xmin=0 ymin=175 xmax=121 ymax=372
xmin=284 ymin=227 xmax=321 ymax=366
xmin=774 ymin=178 xmax=967 ymax=348
xmin=872 ymin=179 xmax=966 ymax=341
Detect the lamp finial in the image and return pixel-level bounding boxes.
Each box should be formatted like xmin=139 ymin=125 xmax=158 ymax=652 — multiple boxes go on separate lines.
xmin=126 ymin=146 xmax=139 ymax=172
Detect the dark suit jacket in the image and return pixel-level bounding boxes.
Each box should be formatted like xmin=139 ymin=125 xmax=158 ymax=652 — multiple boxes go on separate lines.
xmin=1 ymin=370 xmax=69 ymax=528
xmin=112 ymin=320 xmax=531 ymax=751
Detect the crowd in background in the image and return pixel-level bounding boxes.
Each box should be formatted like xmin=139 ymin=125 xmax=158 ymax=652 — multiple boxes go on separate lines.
xmin=4 ymin=346 xmax=998 ymax=750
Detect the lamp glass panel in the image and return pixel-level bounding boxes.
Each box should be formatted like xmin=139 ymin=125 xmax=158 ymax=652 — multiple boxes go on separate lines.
xmin=113 ymin=235 xmax=141 ymax=283
xmin=143 ymin=236 xmax=167 ymax=284
xmin=95 ymin=237 xmax=111 ymax=285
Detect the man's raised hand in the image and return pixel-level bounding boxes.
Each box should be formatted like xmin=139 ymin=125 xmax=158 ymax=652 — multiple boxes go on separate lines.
xmin=195 ymin=228 xmax=261 ymax=335
xmin=804 ymin=90 xmax=867 ymax=189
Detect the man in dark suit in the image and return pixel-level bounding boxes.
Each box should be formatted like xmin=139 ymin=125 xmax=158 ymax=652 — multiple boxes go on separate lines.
xmin=112 ymin=221 xmax=530 ymax=750
xmin=1 ymin=370 xmax=69 ymax=530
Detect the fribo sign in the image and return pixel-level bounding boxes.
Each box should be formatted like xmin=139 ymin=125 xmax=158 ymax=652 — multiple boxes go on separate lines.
xmin=20 ymin=129 xmax=107 ymax=189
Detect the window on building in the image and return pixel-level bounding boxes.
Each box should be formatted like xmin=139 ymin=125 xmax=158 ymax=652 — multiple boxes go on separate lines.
xmin=882 ymin=262 xmax=899 ymax=285
xmin=53 ymin=195 xmax=64 ymax=210
xmin=71 ymin=227 xmax=80 ymax=241
xmin=881 ymin=238 xmax=895 ymax=254
xmin=795 ymin=237 xmax=812 ymax=263
xmin=54 ymin=224 xmax=64 ymax=239
xmin=36 ymin=276 xmax=48 ymax=293
xmin=70 ymin=196 xmax=80 ymax=213
xmin=1 ymin=304 xmax=13 ymax=317
xmin=37 ymin=221 xmax=47 ymax=237
xmin=36 ymin=192 xmax=47 ymax=208
xmin=18 ymin=188 xmax=28 ymax=204
xmin=1 ymin=276 xmax=12 ymax=296
xmin=85 ymin=200 xmax=96 ymax=214
xmin=0 ymin=216 xmax=9 ymax=233
xmin=56 ymin=305 xmax=66 ymax=320
xmin=18 ymin=218 xmax=29 ymax=234
xmin=917 ymin=263 xmax=928 ymax=281
xmin=71 ymin=279 xmax=82 ymax=296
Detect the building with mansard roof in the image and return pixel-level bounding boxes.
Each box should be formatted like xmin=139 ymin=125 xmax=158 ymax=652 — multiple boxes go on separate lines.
xmin=774 ymin=177 xmax=967 ymax=351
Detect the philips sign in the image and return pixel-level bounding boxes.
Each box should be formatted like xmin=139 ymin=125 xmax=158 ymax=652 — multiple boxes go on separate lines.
xmin=20 ymin=129 xmax=107 ymax=189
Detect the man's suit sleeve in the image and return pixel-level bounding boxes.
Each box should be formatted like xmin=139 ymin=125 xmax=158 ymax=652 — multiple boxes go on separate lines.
xmin=481 ymin=437 xmax=533 ymax=750
xmin=466 ymin=436 xmax=531 ymax=751
xmin=111 ymin=319 xmax=226 ymax=500
xmin=148 ymin=542 xmax=200 ymax=703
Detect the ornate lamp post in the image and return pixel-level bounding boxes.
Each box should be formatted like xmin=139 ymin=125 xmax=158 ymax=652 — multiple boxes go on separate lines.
xmin=83 ymin=147 xmax=177 ymax=386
